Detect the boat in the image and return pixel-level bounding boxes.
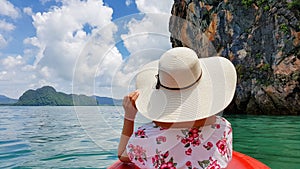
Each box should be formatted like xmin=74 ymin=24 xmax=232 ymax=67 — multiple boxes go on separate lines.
xmin=108 ymin=151 xmax=270 ymax=169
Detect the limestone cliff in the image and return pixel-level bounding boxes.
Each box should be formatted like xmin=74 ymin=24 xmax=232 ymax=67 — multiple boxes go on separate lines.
xmin=170 ymin=0 xmax=300 ymax=115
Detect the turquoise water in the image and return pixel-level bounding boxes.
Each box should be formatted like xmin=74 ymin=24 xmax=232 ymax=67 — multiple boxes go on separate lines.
xmin=227 ymin=115 xmax=300 ymax=168
xmin=0 ymin=106 xmax=299 ymax=169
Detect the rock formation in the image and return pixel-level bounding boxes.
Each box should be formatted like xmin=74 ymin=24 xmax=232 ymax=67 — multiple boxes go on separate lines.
xmin=169 ymin=0 xmax=300 ymax=115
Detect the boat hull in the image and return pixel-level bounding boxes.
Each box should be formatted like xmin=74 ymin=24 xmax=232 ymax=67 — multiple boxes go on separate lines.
xmin=108 ymin=151 xmax=270 ymax=169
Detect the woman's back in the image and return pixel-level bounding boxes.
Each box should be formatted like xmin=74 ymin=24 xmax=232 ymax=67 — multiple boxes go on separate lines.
xmin=127 ymin=116 xmax=232 ymax=169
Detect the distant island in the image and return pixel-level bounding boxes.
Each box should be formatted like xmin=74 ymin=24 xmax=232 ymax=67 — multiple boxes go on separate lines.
xmin=0 ymin=95 xmax=18 ymax=105
xmin=0 ymin=86 xmax=122 ymax=106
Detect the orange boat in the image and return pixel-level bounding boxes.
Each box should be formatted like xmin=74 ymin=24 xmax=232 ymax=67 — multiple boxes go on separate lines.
xmin=108 ymin=151 xmax=270 ymax=169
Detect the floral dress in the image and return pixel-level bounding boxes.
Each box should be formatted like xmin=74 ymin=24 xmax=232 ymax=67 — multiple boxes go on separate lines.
xmin=126 ymin=116 xmax=232 ymax=169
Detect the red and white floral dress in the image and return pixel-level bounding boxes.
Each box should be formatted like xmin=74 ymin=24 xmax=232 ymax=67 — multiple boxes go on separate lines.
xmin=126 ymin=116 xmax=232 ymax=169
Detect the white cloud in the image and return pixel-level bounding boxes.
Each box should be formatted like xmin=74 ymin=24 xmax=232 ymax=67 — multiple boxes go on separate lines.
xmin=0 ymin=20 xmax=16 ymax=32
xmin=125 ymin=0 xmax=133 ymax=6
xmin=121 ymin=1 xmax=173 ymax=64
xmin=98 ymin=1 xmax=174 ymax=98
xmin=73 ymin=39 xmax=123 ymax=96
xmin=0 ymin=71 xmax=8 ymax=80
xmin=135 ymin=0 xmax=173 ymax=13
xmin=28 ymin=0 xmax=115 ymax=79
xmin=39 ymin=0 xmax=52 ymax=5
xmin=1 ymin=55 xmax=25 ymax=68
xmin=0 ymin=20 xmax=15 ymax=49
xmin=0 ymin=1 xmax=18 ymax=50
xmin=0 ymin=0 xmax=176 ymax=99
xmin=0 ymin=54 xmax=38 ymax=99
xmin=0 ymin=34 xmax=8 ymax=48
xmin=39 ymin=66 xmax=51 ymax=78
xmin=29 ymin=79 xmax=57 ymax=89
xmin=20 ymin=0 xmax=124 ymax=97
xmin=0 ymin=0 xmax=20 ymax=19
xmin=23 ymin=7 xmax=33 ymax=16
xmin=106 ymin=12 xmax=173 ymax=98
xmin=0 ymin=0 xmax=122 ymax=98
xmin=0 ymin=57 xmax=66 ymax=98
xmin=121 ymin=14 xmax=171 ymax=54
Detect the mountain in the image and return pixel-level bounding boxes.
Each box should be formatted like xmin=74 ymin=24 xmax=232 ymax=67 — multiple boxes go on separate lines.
xmin=0 ymin=95 xmax=18 ymax=104
xmin=15 ymin=86 xmax=121 ymax=106
xmin=16 ymin=86 xmax=96 ymax=106
xmin=170 ymin=0 xmax=300 ymax=115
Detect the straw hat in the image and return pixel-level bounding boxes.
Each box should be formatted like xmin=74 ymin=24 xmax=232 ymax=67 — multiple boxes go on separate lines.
xmin=135 ymin=47 xmax=237 ymax=122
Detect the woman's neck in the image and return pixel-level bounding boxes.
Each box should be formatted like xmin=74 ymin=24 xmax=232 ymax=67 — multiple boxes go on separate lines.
xmin=153 ymin=115 xmax=216 ymax=129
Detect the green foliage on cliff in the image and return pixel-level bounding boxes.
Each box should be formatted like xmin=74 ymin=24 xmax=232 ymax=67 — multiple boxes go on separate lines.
xmin=287 ymin=0 xmax=300 ymax=10
xmin=242 ymin=0 xmax=271 ymax=9
xmin=16 ymin=86 xmax=97 ymax=106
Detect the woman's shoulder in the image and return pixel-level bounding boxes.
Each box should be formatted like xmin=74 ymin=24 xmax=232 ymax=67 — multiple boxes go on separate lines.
xmin=202 ymin=116 xmax=232 ymax=139
xmin=216 ymin=116 xmax=231 ymax=126
xmin=214 ymin=116 xmax=233 ymax=137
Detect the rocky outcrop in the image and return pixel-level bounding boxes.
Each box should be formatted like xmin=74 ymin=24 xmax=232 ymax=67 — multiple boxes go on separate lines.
xmin=170 ymin=0 xmax=300 ymax=115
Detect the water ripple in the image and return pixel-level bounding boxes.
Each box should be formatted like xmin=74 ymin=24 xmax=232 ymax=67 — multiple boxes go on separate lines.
xmin=0 ymin=107 xmax=299 ymax=168
xmin=227 ymin=115 xmax=300 ymax=169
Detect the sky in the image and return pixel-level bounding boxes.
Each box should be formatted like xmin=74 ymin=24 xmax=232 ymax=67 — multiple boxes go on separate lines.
xmin=0 ymin=0 xmax=174 ymax=99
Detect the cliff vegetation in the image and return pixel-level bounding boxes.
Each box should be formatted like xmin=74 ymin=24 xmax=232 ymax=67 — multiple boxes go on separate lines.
xmin=170 ymin=0 xmax=300 ymax=115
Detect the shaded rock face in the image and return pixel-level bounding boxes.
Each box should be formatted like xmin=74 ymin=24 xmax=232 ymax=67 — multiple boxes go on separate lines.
xmin=170 ymin=0 xmax=300 ymax=115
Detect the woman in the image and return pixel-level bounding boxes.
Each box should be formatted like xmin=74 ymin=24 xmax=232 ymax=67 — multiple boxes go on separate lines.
xmin=118 ymin=47 xmax=237 ymax=169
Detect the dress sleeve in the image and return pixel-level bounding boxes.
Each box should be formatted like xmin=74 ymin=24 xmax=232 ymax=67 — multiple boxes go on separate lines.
xmin=213 ymin=117 xmax=233 ymax=168
xmin=126 ymin=123 xmax=155 ymax=166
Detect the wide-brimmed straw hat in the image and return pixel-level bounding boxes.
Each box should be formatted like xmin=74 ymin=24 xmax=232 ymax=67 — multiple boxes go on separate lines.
xmin=135 ymin=47 xmax=237 ymax=123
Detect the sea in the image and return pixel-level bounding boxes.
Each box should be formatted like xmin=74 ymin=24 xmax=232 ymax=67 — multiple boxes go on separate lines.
xmin=0 ymin=106 xmax=299 ymax=169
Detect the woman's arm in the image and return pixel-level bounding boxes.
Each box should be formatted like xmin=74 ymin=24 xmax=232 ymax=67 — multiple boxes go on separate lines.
xmin=118 ymin=118 xmax=135 ymax=162
xmin=117 ymin=91 xmax=139 ymax=162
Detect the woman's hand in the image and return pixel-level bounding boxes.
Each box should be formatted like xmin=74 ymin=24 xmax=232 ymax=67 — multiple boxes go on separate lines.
xmin=118 ymin=91 xmax=139 ymax=162
xmin=123 ymin=91 xmax=139 ymax=121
